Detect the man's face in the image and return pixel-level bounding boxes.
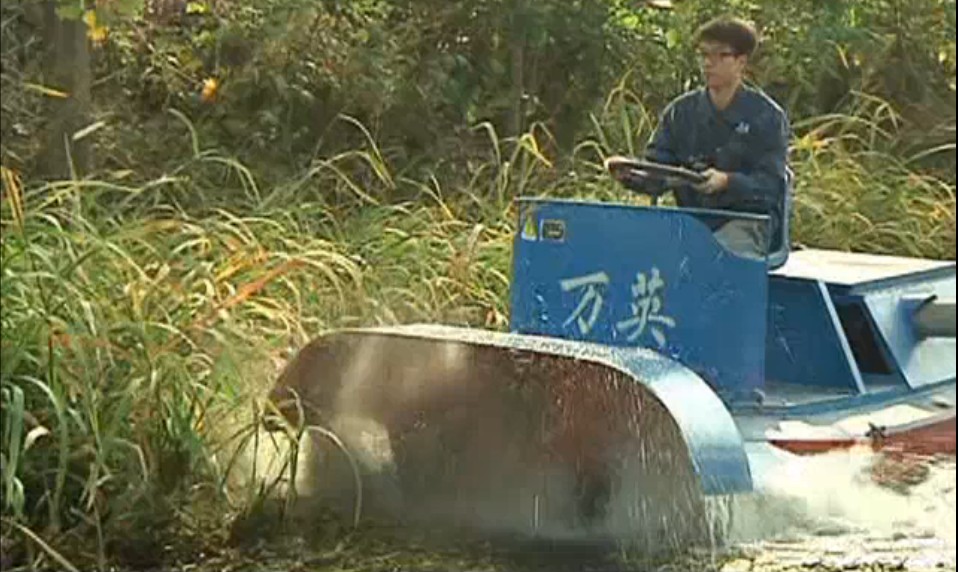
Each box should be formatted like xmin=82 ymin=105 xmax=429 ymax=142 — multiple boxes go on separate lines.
xmin=698 ymin=41 xmax=747 ymax=90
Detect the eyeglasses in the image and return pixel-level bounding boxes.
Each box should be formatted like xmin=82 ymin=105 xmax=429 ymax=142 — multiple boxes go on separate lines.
xmin=697 ymin=49 xmax=738 ymax=63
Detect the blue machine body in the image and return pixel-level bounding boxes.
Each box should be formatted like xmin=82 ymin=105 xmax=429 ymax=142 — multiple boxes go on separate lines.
xmin=508 ymin=197 xmax=955 ymax=492
xmin=757 ymin=248 xmax=956 ymax=416
xmin=509 ymin=198 xmax=770 ymax=400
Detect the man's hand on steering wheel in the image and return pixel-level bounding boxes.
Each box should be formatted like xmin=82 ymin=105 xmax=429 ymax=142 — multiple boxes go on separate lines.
xmin=695 ymin=168 xmax=730 ymax=195
xmin=604 ymin=156 xmax=709 ymax=198
xmin=604 ymin=155 xmax=642 ymax=182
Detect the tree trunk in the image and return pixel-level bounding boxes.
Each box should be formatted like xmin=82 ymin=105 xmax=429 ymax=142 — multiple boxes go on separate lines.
xmin=508 ymin=0 xmax=527 ymax=138
xmin=39 ymin=1 xmax=92 ymax=179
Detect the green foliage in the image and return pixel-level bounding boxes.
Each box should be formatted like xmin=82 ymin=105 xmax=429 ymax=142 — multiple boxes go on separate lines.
xmin=3 ymin=0 xmax=955 ymax=182
xmin=52 ymin=0 xmax=144 ymax=22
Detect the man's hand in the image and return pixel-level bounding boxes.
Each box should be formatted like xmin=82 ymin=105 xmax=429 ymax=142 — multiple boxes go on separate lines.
xmin=604 ymin=155 xmax=634 ymax=181
xmin=604 ymin=156 xmax=653 ymax=190
xmin=696 ymin=168 xmax=730 ymax=194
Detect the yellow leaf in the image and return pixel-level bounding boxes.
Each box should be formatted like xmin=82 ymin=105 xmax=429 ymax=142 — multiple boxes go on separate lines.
xmin=83 ymin=10 xmax=109 ymax=45
xmin=201 ymin=77 xmax=220 ymax=102
xmin=22 ymin=83 xmax=69 ymax=99
xmin=1 ymin=166 xmax=25 ymax=232
xmin=24 ymin=427 xmax=51 ymax=453
xmin=186 ymin=2 xmax=209 ymax=14
xmin=72 ymin=120 xmax=107 ymax=142
xmin=88 ymin=26 xmax=109 ymax=45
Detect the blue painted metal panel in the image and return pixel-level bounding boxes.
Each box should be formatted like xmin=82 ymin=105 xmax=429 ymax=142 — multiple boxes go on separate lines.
xmin=361 ymin=324 xmax=754 ymax=496
xmin=509 ymin=198 xmax=769 ymax=397
xmin=830 ymin=293 xmax=907 ymax=388
xmin=765 ymin=277 xmax=865 ymax=393
xmin=730 ymin=377 xmax=956 ymax=418
xmin=858 ymin=274 xmax=956 ymax=389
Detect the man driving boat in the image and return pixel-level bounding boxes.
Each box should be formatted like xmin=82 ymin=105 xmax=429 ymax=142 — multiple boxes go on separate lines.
xmin=607 ymin=16 xmax=792 ymax=267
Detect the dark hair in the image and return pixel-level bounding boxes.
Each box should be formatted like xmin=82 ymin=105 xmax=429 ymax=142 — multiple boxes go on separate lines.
xmin=695 ymin=17 xmax=759 ymax=57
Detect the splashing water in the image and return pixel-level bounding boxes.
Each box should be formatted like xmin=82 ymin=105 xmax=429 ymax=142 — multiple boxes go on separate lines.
xmin=725 ymin=443 xmax=956 ymax=570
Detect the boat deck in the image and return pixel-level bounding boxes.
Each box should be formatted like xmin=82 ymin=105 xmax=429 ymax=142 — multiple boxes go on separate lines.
xmin=772 ymin=249 xmax=955 ymax=287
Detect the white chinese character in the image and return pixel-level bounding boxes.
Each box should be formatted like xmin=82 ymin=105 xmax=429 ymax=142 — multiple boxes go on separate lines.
xmin=560 ymin=272 xmax=610 ymax=336
xmin=616 ymin=267 xmax=676 ymax=347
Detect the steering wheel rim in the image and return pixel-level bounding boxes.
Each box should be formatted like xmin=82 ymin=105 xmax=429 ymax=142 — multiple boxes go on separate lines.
xmin=604 ymin=157 xmax=708 ymax=186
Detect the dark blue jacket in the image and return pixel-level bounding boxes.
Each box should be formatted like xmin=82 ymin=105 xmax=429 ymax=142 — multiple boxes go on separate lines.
xmin=645 ymin=85 xmax=792 ymax=253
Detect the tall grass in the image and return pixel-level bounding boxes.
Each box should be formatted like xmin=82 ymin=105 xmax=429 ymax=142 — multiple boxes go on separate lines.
xmin=0 ymin=133 xmax=527 ymax=569
xmin=790 ymin=94 xmax=955 ymax=259
xmin=1 ymin=98 xmax=955 ymax=569
xmin=0 ymin=168 xmax=363 ymax=569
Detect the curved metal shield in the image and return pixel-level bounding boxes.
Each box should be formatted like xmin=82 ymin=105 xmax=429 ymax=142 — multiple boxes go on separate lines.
xmin=270 ymin=325 xmax=752 ymax=549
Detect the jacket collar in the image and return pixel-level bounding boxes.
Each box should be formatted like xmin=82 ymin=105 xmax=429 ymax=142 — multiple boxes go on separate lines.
xmin=698 ymin=85 xmax=752 ymax=130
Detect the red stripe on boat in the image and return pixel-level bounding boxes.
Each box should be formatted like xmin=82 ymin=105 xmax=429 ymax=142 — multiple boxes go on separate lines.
xmin=769 ymin=413 xmax=956 ymax=457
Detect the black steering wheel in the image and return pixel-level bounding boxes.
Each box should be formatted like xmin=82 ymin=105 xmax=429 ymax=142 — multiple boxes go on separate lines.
xmin=604 ymin=157 xmax=707 ymax=203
